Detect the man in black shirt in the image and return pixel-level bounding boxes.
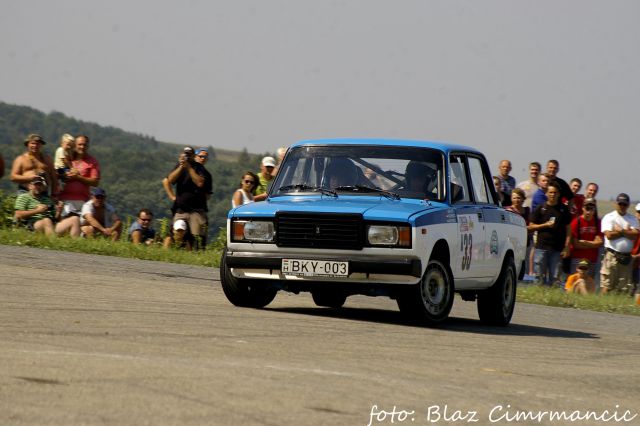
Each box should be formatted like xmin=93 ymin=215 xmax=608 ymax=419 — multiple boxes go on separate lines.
xmin=545 ymin=159 xmax=573 ymax=203
xmin=529 ymin=182 xmax=572 ymax=286
xmin=165 ymin=146 xmax=212 ymax=250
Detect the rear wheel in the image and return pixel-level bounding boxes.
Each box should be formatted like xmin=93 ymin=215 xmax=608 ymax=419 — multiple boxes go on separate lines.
xmin=397 ymin=259 xmax=454 ymax=325
xmin=311 ymin=291 xmax=347 ymax=308
xmin=220 ymin=249 xmax=277 ymax=308
xmin=477 ymin=257 xmax=516 ymax=326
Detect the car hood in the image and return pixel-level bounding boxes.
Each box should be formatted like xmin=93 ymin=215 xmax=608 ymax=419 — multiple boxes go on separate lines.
xmin=229 ymin=195 xmax=446 ymax=223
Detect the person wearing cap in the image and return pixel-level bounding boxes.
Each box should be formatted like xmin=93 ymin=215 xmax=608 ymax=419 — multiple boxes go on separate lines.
xmin=13 ymin=175 xmax=56 ymax=236
xmin=10 ymin=133 xmax=58 ymax=195
xmin=600 ymin=193 xmax=639 ymax=295
xmin=164 ymin=147 xmax=214 ymax=203
xmin=564 ymin=259 xmax=596 ymax=295
xmin=567 ymin=197 xmax=602 ymax=277
xmin=162 ymin=219 xmax=193 ymax=250
xmin=254 ymin=156 xmax=276 ymax=202
xmin=164 ymin=146 xmax=212 ymax=250
xmin=58 ymin=134 xmax=101 ymax=216
xmin=194 ymin=148 xmax=213 ymax=201
xmin=80 ymin=188 xmax=122 ymax=241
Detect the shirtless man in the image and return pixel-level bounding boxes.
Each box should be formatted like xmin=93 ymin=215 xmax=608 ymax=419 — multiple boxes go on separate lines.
xmin=10 ymin=134 xmax=58 ymax=195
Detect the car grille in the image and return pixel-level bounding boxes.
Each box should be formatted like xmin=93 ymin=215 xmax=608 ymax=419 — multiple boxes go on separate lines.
xmin=276 ymin=213 xmax=364 ymax=250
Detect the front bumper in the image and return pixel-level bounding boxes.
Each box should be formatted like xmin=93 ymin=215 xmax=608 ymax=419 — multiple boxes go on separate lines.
xmin=225 ymin=250 xmax=422 ymax=284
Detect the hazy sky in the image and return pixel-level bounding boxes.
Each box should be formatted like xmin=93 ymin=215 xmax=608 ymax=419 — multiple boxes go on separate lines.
xmin=2 ymin=1 xmax=638 ymax=198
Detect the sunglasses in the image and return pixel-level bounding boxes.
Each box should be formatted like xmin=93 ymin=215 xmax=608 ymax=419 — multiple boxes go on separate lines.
xmin=577 ymin=266 xmax=588 ymax=271
xmin=618 ymin=202 xmax=629 ymax=207
xmin=243 ymin=179 xmax=256 ymax=184
xmin=139 ymin=218 xmax=151 ymax=222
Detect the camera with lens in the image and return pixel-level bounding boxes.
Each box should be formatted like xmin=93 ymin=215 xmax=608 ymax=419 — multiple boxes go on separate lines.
xmin=181 ymin=146 xmax=195 ymax=163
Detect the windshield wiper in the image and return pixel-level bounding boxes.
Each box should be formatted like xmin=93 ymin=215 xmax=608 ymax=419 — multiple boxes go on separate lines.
xmin=334 ymin=185 xmax=400 ymax=200
xmin=277 ymin=184 xmax=337 ymax=197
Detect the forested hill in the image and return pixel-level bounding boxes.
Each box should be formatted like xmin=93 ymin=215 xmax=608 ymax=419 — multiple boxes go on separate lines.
xmin=0 ymin=101 xmax=273 ymax=237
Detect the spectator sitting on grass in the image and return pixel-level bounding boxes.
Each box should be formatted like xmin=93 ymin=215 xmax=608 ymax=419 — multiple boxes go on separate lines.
xmin=14 ymin=176 xmax=55 ymax=236
xmin=162 ymin=219 xmax=192 ymax=250
xmin=80 ymin=188 xmax=122 ymax=241
xmin=564 ymin=259 xmax=596 ymax=295
xmin=129 ymin=208 xmax=156 ymax=245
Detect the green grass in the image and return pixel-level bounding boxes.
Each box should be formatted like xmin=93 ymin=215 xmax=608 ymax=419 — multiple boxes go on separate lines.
xmin=0 ymin=227 xmax=222 ymax=268
xmin=517 ymin=284 xmax=639 ymax=316
xmin=1 ymin=227 xmax=637 ymax=316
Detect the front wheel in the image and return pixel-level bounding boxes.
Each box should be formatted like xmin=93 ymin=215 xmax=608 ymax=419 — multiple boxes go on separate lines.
xmin=477 ymin=257 xmax=516 ymax=326
xmin=397 ymin=259 xmax=454 ymax=325
xmin=220 ymin=249 xmax=277 ymax=308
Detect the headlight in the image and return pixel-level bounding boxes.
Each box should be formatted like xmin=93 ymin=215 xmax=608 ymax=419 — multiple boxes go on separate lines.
xmin=367 ymin=225 xmax=411 ymax=247
xmin=232 ymin=220 xmax=275 ymax=242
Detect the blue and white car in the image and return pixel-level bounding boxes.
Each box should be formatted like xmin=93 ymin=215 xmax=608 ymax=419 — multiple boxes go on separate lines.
xmin=221 ymin=139 xmax=527 ymax=325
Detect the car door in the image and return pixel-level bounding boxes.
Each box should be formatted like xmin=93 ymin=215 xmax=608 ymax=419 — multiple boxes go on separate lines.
xmin=466 ymin=155 xmax=503 ymax=276
xmin=449 ymin=154 xmax=489 ymax=280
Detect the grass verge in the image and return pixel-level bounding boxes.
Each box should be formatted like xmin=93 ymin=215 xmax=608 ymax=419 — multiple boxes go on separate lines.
xmin=0 ymin=227 xmax=222 ymax=268
xmin=517 ymin=284 xmax=638 ymax=316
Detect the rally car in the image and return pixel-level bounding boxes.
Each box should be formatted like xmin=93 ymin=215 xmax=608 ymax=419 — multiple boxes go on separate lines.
xmin=221 ymin=139 xmax=527 ymax=325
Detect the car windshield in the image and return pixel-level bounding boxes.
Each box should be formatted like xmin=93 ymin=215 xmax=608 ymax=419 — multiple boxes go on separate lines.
xmin=271 ymin=145 xmax=445 ymax=201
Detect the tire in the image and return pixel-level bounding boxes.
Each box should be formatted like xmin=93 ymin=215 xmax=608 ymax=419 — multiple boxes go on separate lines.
xmin=396 ymin=259 xmax=454 ymax=324
xmin=220 ymin=249 xmax=277 ymax=308
xmin=311 ymin=291 xmax=347 ymax=308
xmin=477 ymin=257 xmax=516 ymax=326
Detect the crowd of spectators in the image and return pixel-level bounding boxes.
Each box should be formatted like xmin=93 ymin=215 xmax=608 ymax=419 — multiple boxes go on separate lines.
xmin=495 ymin=158 xmax=640 ymax=304
xmin=6 ymin=133 xmax=156 ymax=245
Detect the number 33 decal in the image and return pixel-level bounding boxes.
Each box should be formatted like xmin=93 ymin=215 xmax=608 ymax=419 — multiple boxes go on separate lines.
xmin=460 ymin=233 xmax=473 ymax=270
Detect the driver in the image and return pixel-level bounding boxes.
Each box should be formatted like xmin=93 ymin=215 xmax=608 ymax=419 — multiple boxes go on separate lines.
xmin=404 ymin=161 xmax=434 ymax=194
xmin=325 ymin=159 xmax=359 ymax=188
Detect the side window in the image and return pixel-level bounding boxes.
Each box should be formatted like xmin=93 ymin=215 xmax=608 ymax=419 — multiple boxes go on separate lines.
xmin=449 ymin=155 xmax=471 ymax=204
xmin=467 ymin=156 xmax=495 ymax=204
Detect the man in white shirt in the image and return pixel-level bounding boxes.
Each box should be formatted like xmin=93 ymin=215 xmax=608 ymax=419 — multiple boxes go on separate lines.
xmin=517 ymin=161 xmax=541 ymax=209
xmin=600 ymin=193 xmax=639 ymax=295
xmin=80 ymin=188 xmax=122 ymax=241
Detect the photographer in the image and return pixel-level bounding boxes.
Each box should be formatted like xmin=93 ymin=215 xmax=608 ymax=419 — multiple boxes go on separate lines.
xmin=164 ymin=146 xmax=212 ymax=250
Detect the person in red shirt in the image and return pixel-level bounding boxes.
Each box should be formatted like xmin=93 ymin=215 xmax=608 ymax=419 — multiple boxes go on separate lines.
xmin=58 ymin=135 xmax=100 ymax=203
xmin=569 ymin=178 xmax=584 ymax=219
xmin=568 ymin=197 xmax=602 ymax=277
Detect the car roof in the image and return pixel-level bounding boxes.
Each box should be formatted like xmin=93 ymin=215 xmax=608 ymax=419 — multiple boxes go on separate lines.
xmin=291 ymin=138 xmax=482 ymax=156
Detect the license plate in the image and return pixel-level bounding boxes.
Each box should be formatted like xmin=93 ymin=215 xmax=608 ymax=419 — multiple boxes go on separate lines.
xmin=281 ymin=259 xmax=349 ymax=277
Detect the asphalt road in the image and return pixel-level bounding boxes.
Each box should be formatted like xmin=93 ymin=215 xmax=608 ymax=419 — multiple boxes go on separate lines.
xmin=1 ymin=245 xmax=639 ymax=426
